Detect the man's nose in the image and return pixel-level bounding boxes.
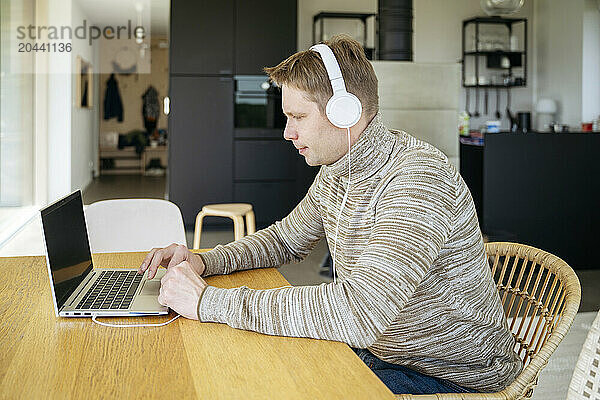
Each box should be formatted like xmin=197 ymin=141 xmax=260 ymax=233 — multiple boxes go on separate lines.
xmin=283 ymin=120 xmax=297 ymax=141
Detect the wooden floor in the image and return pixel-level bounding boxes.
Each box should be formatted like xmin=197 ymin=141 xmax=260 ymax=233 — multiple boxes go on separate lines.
xmin=82 ymin=175 xmax=167 ymax=203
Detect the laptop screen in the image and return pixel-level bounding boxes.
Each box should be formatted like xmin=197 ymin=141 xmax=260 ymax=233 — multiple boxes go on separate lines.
xmin=41 ymin=191 xmax=93 ymax=310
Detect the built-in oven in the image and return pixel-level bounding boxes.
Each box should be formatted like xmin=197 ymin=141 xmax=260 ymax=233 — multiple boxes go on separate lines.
xmin=234 ymin=75 xmax=285 ymax=129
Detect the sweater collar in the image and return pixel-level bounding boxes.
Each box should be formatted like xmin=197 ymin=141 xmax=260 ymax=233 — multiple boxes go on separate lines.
xmin=325 ymin=112 xmax=396 ymax=181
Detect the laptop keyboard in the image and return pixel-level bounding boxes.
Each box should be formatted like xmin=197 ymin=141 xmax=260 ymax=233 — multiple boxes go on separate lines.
xmin=77 ymin=270 xmax=143 ymax=310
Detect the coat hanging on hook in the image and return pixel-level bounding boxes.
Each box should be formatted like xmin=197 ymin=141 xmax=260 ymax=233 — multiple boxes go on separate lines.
xmin=103 ymin=73 xmax=124 ymax=122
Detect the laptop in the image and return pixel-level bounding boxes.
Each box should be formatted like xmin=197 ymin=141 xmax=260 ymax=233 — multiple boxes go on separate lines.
xmin=41 ymin=190 xmax=168 ymax=317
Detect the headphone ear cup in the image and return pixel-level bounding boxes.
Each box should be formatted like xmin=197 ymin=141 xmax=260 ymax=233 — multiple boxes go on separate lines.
xmin=326 ymin=92 xmax=363 ymax=129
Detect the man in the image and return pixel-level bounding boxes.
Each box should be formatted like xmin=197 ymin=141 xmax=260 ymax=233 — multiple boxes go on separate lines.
xmin=138 ymin=35 xmax=522 ymax=394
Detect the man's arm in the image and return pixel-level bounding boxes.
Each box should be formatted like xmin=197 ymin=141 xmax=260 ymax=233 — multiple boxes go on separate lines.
xmin=198 ymin=168 xmax=326 ymax=276
xmin=197 ymin=156 xmax=456 ymax=348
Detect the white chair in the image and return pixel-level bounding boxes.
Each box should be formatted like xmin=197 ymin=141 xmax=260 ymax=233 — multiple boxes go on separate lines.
xmin=85 ymin=198 xmax=186 ymax=253
xmin=567 ymin=310 xmax=600 ymax=400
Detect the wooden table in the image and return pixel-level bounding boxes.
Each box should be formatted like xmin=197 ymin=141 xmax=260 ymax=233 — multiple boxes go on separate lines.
xmin=0 ymin=252 xmax=395 ymax=399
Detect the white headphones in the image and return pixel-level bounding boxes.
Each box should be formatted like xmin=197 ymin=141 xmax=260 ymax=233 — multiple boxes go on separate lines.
xmin=309 ymin=44 xmax=362 ymax=129
xmin=310 ymin=43 xmax=363 ymax=285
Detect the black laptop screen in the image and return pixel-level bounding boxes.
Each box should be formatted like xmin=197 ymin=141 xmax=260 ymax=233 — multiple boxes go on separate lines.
xmin=41 ymin=191 xmax=93 ymax=309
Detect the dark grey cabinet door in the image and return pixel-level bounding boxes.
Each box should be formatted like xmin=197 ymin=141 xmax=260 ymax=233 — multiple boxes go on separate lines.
xmin=296 ymin=157 xmax=319 ymax=201
xmin=234 ymin=181 xmax=298 ymax=228
xmin=170 ymin=0 xmax=234 ymax=75
xmin=168 ymin=76 xmax=234 ymax=225
xmin=235 ymin=0 xmax=297 ymax=74
xmin=234 ymin=140 xmax=297 ymax=180
xmin=483 ymin=134 xmax=599 ymax=269
xmin=233 ymin=140 xmax=318 ymax=228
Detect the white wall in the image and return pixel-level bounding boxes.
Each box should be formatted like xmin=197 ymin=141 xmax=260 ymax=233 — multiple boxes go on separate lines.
xmin=98 ymin=37 xmax=169 ymax=135
xmin=372 ymin=61 xmax=461 ymax=167
xmin=414 ymin=0 xmax=535 ymax=131
xmin=582 ymin=0 xmax=600 ymax=122
xmin=34 ymin=0 xmax=49 ymax=206
xmin=44 ymin=0 xmax=99 ymax=203
xmin=46 ymin=0 xmax=72 ymax=203
xmin=92 ymin=42 xmax=100 ymax=176
xmin=297 ymin=0 xmax=376 ymax=51
xmin=0 ymin=0 xmax=35 ymax=206
xmin=298 ymin=0 xmax=535 ymax=132
xmin=70 ymin=0 xmax=99 ymax=192
xmin=535 ymin=0 xmax=584 ymax=128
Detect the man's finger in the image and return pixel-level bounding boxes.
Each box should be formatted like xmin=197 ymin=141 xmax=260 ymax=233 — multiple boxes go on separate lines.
xmin=147 ymin=249 xmax=165 ymax=280
xmin=138 ymin=248 xmax=159 ymax=274
xmin=147 ymin=243 xmax=180 ymax=279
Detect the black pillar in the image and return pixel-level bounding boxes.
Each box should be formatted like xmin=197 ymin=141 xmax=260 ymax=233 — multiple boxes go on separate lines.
xmin=378 ymin=0 xmax=413 ymax=61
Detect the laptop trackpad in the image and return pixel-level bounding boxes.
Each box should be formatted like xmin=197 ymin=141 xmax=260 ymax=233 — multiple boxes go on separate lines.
xmin=140 ymin=280 xmax=161 ymax=296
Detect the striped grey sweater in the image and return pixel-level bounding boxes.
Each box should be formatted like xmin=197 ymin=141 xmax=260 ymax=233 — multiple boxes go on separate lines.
xmin=198 ymin=113 xmax=522 ymax=392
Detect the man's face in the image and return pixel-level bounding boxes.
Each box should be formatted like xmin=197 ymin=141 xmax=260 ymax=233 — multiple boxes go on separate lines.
xmin=282 ymin=85 xmax=347 ymax=166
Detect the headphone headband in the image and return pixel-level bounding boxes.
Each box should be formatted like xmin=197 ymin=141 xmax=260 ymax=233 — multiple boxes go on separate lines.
xmin=309 ymin=43 xmax=362 ymax=129
xmin=309 ymin=44 xmax=347 ymax=95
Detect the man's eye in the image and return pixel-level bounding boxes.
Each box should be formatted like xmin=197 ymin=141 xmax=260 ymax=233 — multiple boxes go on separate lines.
xmin=294 ymin=115 xmax=304 ymax=120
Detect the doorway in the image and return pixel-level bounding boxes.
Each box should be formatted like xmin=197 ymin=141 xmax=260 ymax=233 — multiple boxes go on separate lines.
xmin=81 ymin=0 xmax=170 ymax=204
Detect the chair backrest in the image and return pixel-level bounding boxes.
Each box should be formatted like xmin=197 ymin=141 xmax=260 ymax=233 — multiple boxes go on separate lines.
xmin=567 ymin=310 xmax=600 ymax=400
xmin=485 ymin=242 xmax=581 ymax=398
xmin=85 ymin=198 xmax=186 ymax=253
xmin=396 ymin=242 xmax=581 ymax=400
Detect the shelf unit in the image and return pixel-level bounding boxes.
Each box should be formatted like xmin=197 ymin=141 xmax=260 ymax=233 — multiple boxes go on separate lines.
xmin=461 ymin=16 xmax=527 ymax=88
xmin=312 ymin=12 xmax=376 ymax=60
xmin=99 ymin=145 xmax=168 ymax=176
xmin=99 ymin=148 xmax=144 ymax=175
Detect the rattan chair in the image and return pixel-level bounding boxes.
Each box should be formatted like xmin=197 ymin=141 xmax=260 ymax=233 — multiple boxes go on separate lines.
xmin=395 ymin=242 xmax=581 ymax=400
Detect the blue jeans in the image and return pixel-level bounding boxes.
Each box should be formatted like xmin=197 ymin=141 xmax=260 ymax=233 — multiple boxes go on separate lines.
xmin=352 ymin=348 xmax=477 ymax=395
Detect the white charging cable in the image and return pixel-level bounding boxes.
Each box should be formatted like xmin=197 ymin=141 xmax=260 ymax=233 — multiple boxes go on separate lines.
xmin=92 ymin=313 xmax=180 ymax=328
xmin=331 ymin=127 xmax=352 ymax=285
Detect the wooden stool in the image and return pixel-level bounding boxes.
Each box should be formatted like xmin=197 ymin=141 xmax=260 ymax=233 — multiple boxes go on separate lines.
xmin=192 ymin=203 xmax=256 ymax=249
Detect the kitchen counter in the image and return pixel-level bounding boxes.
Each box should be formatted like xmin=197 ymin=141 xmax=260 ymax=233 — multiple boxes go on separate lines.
xmin=494 ymin=130 xmax=599 ymax=134
xmin=460 ymin=132 xmax=600 ymax=269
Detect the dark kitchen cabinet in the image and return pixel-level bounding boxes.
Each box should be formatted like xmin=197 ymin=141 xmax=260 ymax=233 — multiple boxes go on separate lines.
xmin=235 ymin=0 xmax=297 ymax=74
xmin=459 ymin=132 xmax=600 ymax=270
xmin=169 ymin=0 xmax=306 ymax=229
xmin=168 ymin=76 xmax=234 ymax=224
xmin=460 ymin=141 xmax=483 ymax=226
xmin=234 ymin=141 xmax=297 ymax=181
xmin=234 ymin=181 xmax=298 ymax=227
xmin=482 ymin=133 xmax=599 ymax=270
xmin=233 ymin=139 xmax=317 ymax=227
xmin=170 ymin=0 xmax=234 ymax=75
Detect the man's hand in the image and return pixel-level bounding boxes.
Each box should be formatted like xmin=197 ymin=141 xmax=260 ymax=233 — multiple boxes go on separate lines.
xmin=138 ymin=243 xmax=205 ymax=279
xmin=158 ymin=261 xmax=208 ymax=320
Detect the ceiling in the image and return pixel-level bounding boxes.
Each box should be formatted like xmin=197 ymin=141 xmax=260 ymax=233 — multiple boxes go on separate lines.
xmin=76 ymin=0 xmax=170 ymax=36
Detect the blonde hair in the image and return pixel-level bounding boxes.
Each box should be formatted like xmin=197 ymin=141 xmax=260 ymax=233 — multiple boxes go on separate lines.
xmin=264 ymin=34 xmax=378 ymax=119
